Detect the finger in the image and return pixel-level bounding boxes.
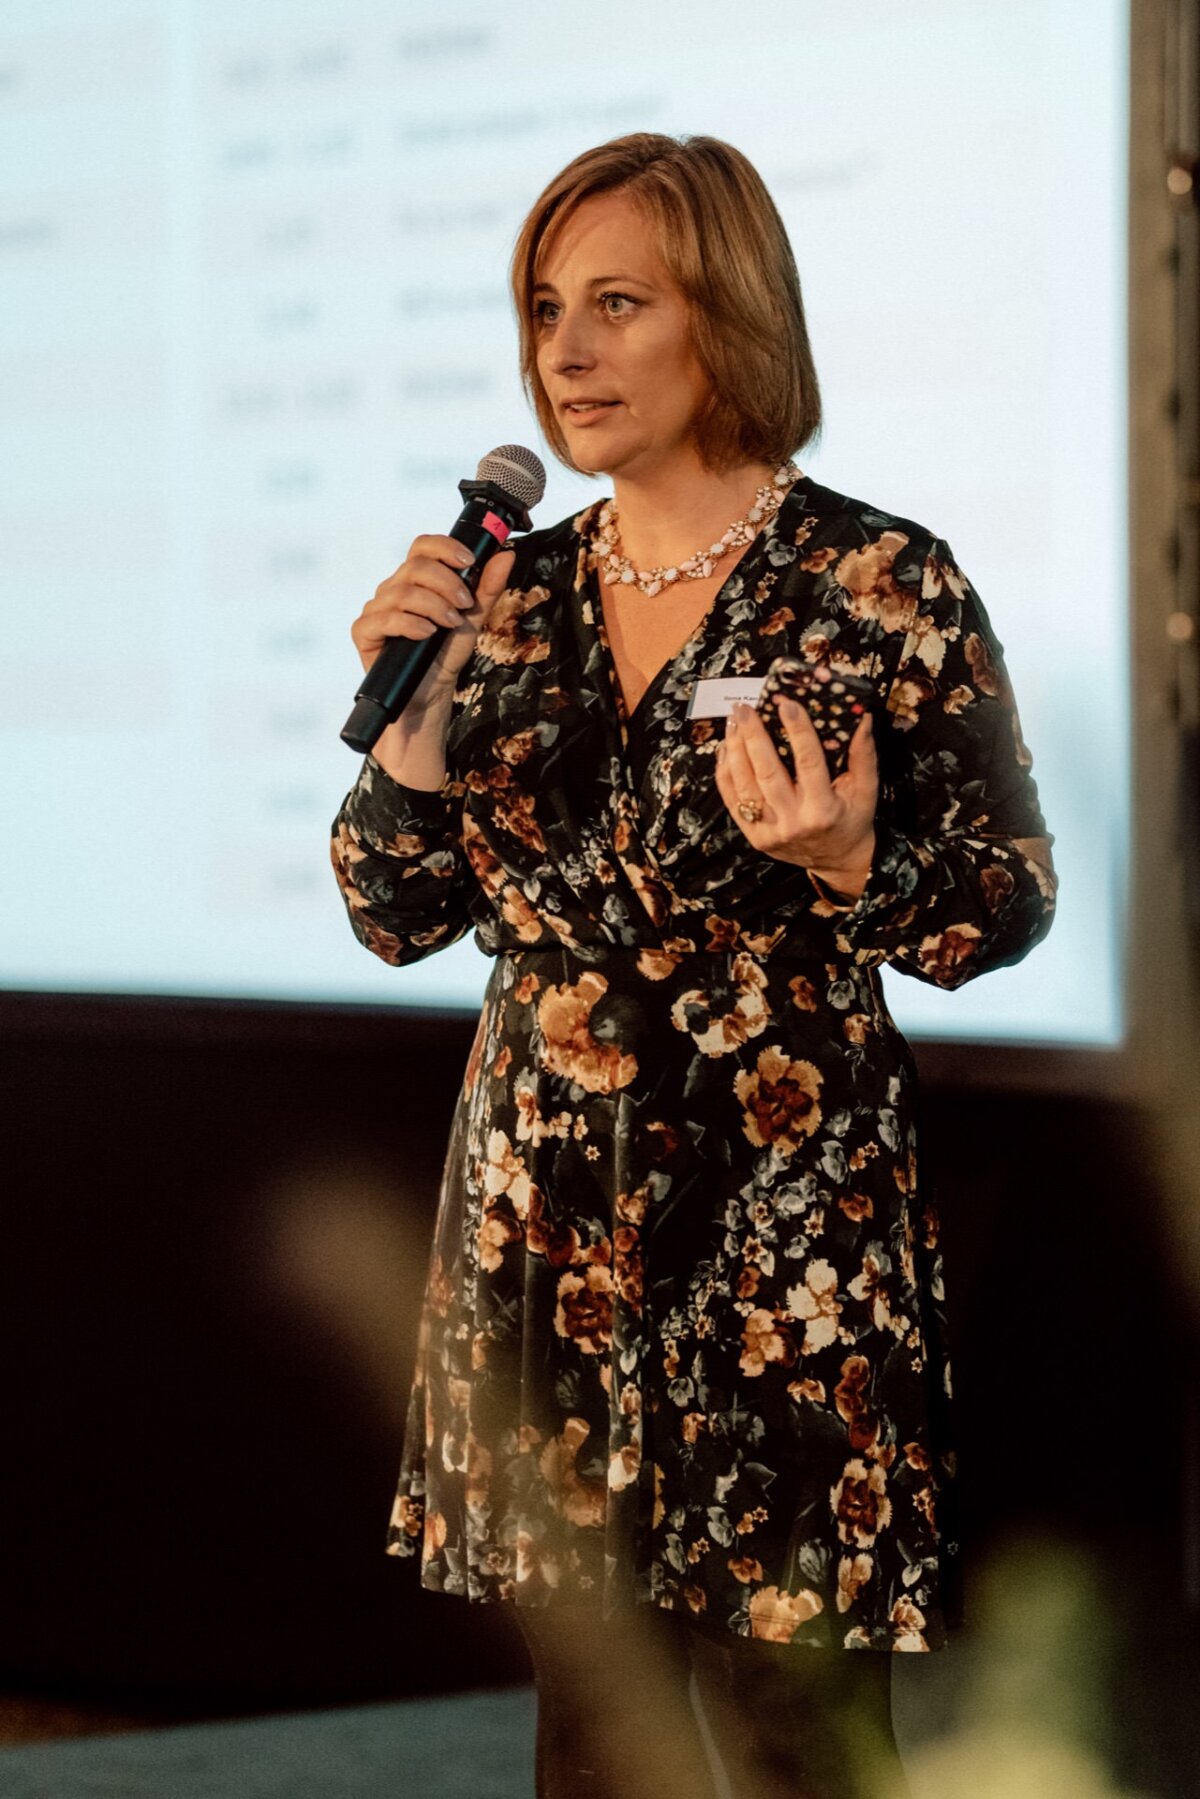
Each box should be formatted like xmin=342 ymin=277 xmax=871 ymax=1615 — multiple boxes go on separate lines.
xmin=835 ymin=711 xmax=878 ymax=795
xmin=368 ymin=569 xmax=471 ymax=628
xmin=721 ymin=712 xmax=759 ymax=793
xmin=393 ymin=580 xmax=472 ymax=632
xmin=713 ymin=742 xmax=733 ymax=806
xmin=473 ymin=546 xmax=516 ymax=607
xmin=775 ymin=697 xmax=833 ymax=788
xmin=714 ymin=745 xmax=764 ymax=834
xmin=352 ymin=605 xmax=444 ymax=653
xmin=720 ymin=715 xmax=770 ymax=820
xmin=731 ymin=704 xmax=793 ymax=796
xmin=408 ymin=533 xmax=477 ymax=572
xmin=713 ymin=736 xmax=742 ymax=804
xmin=404 ymin=554 xmax=480 ymax=613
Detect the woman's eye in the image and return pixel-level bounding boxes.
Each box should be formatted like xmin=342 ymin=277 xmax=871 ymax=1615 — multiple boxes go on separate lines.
xmin=533 ymin=293 xmax=637 ymax=326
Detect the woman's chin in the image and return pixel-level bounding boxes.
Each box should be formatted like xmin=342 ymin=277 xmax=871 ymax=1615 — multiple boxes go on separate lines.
xmin=571 ymin=450 xmax=619 ymax=480
xmin=571 ymin=440 xmax=650 ymax=482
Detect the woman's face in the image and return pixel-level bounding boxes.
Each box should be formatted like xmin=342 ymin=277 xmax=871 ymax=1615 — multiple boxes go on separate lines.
xmin=532 ymin=189 xmax=712 ymax=483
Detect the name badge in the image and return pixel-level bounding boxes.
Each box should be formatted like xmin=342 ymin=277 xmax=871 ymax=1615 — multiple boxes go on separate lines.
xmin=686 ymin=675 xmax=766 ymax=720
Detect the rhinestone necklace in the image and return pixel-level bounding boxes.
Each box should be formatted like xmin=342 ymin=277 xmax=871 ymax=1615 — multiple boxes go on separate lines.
xmin=592 ymin=460 xmax=801 ymax=598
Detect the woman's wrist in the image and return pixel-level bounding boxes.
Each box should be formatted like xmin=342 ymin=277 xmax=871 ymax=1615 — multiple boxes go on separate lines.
xmin=805 ymin=834 xmax=875 ymax=903
xmin=369 ymin=688 xmax=456 ymax=791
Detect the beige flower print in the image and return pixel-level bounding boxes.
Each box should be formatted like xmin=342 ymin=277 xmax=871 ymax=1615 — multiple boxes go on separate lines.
xmin=747 ymin=1585 xmax=824 ymax=1642
xmin=836 ymin=1553 xmax=875 ymax=1613
xmin=834 ymin=531 xmax=913 ymax=633
xmin=483 ymin=1129 xmax=534 ymax=1219
xmin=475 ymin=583 xmax=552 ymax=667
xmin=733 ymin=1047 xmax=823 ymax=1153
xmin=670 ymin=952 xmax=769 ymax=1056
xmin=915 ymin=923 xmax=982 ymax=983
xmin=536 ymin=971 xmax=638 ymax=1095
xmin=786 ymin=1259 xmax=843 ymax=1354
xmin=847 ymin=1250 xmax=893 ymax=1332
xmin=890 ymin=1596 xmax=931 ymax=1652
xmin=539 ymin=1416 xmax=606 ymax=1528
xmin=513 ymin=1084 xmax=573 ymax=1146
xmin=831 ymin=1458 xmax=893 ymax=1548
xmin=739 ymin=1308 xmax=798 ymax=1377
xmin=553 ymin=1263 xmax=615 ymax=1354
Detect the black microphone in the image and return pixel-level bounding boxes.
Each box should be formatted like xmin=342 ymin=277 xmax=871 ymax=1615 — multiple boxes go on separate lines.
xmin=340 ymin=443 xmax=547 ymax=754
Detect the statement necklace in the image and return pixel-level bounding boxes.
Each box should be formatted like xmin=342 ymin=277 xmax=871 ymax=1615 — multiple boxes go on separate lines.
xmin=593 ymin=460 xmax=801 ymax=598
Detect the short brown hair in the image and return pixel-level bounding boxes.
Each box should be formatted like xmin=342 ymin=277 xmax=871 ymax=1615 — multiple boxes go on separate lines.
xmin=509 ymin=132 xmax=822 ymax=478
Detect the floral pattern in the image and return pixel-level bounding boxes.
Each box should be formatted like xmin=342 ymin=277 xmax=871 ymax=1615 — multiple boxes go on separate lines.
xmin=331 ymin=470 xmax=1055 ymax=1651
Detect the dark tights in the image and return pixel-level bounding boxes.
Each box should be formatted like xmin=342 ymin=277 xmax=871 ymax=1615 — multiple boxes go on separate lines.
xmin=516 ymin=1601 xmax=911 ymax=1799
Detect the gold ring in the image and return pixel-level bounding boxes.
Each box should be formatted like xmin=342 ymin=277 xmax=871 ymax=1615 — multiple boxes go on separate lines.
xmin=737 ymin=798 xmax=763 ymax=824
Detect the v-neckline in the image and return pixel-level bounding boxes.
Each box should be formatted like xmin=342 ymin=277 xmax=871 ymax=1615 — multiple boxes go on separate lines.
xmin=582 ymin=482 xmax=797 ymax=734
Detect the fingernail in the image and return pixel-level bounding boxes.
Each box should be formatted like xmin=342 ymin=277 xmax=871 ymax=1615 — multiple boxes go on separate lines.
xmin=726 ymin=713 xmax=739 ymax=735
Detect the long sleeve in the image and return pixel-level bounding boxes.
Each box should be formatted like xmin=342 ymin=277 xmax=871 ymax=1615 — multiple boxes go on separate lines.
xmin=330 ymin=755 xmax=475 ymax=967
xmin=829 ymin=538 xmax=1057 ymax=989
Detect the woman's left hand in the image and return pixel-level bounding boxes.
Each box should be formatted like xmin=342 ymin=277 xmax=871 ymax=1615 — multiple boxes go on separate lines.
xmin=715 ymin=698 xmax=879 ymax=900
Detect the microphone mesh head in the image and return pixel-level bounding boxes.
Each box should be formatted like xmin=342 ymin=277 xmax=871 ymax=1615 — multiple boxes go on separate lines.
xmin=477 ymin=444 xmax=546 ymax=511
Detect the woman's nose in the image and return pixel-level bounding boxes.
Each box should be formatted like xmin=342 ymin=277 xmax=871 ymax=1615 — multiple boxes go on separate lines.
xmin=545 ymin=308 xmax=598 ymax=375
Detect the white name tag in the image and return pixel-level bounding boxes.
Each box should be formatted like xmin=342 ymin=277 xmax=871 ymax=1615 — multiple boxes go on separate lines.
xmin=686 ymin=675 xmax=766 ymax=720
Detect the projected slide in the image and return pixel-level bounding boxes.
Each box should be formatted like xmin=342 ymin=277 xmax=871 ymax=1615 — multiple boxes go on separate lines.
xmin=0 ymin=0 xmax=1126 ymax=1043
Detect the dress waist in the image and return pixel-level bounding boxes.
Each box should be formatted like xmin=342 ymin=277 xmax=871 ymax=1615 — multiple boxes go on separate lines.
xmin=486 ymin=936 xmax=859 ymax=973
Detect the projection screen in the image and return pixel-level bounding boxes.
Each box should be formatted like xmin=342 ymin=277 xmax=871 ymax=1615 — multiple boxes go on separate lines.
xmin=0 ymin=0 xmax=1128 ymax=1043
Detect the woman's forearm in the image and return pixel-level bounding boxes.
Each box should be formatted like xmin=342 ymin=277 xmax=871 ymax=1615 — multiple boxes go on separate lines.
xmin=368 ymin=681 xmax=457 ymax=791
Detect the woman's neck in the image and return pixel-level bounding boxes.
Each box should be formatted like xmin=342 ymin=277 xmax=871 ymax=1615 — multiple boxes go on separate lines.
xmin=608 ymin=454 xmax=779 ymax=571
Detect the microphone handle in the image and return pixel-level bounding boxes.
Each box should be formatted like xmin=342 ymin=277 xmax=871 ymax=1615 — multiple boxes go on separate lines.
xmin=340 ymin=492 xmax=521 ymax=756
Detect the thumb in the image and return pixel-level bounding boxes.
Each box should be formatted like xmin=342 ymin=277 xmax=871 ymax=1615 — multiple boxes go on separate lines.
xmin=474 ymin=546 xmax=517 ymax=610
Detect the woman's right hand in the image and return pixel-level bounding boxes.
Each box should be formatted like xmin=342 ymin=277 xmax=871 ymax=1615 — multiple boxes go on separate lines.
xmin=351 ymin=534 xmax=517 ymax=711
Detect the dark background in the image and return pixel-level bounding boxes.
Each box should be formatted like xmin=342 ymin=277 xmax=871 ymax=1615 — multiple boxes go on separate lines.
xmin=3 ymin=6 xmax=1200 ymax=1789
xmin=1 ymin=995 xmax=1193 ymax=1734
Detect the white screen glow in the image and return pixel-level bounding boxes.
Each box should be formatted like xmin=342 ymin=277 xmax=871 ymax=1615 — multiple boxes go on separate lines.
xmin=0 ymin=0 xmax=1128 ymax=1044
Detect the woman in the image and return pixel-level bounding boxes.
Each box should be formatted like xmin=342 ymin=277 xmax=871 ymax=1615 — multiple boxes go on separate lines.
xmin=332 ymin=134 xmax=1056 ymax=1799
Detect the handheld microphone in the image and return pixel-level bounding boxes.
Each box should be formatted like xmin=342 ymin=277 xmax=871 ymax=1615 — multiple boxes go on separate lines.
xmin=340 ymin=443 xmax=547 ymax=754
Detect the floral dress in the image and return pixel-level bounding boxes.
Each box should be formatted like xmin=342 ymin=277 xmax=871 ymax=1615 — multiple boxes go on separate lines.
xmin=330 ymin=468 xmax=1056 ymax=1652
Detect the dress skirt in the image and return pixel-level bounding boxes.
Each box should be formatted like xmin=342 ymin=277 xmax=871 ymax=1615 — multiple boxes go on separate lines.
xmin=387 ymin=940 xmax=959 ymax=1652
